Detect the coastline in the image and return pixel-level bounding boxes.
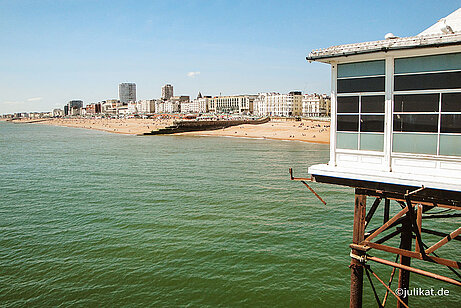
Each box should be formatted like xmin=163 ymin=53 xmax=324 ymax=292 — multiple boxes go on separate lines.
xmin=6 ymin=118 xmax=330 ymax=144
xmin=179 ymin=119 xmax=330 ymax=144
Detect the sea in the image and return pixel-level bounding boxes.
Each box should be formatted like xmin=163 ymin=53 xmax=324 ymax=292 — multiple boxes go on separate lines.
xmin=0 ymin=121 xmax=459 ymax=307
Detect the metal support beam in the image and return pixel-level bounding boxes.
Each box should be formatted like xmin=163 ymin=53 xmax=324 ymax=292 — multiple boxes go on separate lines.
xmin=397 ymin=215 xmax=412 ymax=308
xmin=350 ymin=192 xmax=366 ymax=308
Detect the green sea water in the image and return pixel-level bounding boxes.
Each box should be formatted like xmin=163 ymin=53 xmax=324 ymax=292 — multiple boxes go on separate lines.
xmin=0 ymin=122 xmax=459 ymax=307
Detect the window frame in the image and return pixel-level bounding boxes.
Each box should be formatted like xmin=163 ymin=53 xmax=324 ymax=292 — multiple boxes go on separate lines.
xmin=391 ymin=89 xmax=461 ymax=156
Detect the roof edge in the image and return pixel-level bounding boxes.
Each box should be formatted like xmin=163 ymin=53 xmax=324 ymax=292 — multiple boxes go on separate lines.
xmin=307 ymin=33 xmax=461 ymax=62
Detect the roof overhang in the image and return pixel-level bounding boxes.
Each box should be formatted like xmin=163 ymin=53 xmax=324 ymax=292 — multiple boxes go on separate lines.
xmin=306 ymin=33 xmax=461 ymax=63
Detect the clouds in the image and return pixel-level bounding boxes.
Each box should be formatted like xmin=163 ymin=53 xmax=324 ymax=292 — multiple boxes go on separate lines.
xmin=27 ymin=97 xmax=43 ymax=102
xmin=187 ymin=71 xmax=200 ymax=78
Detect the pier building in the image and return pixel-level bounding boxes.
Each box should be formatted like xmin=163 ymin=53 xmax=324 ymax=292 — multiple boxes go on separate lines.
xmin=295 ymin=8 xmax=461 ymax=307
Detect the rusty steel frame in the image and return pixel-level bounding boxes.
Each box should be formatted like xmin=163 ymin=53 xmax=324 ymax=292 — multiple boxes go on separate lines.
xmin=350 ymin=188 xmax=461 ymax=307
xmin=289 ymin=169 xmax=460 ymax=307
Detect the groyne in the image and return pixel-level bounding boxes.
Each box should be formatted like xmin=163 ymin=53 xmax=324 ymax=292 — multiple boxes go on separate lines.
xmin=143 ymin=117 xmax=270 ymax=135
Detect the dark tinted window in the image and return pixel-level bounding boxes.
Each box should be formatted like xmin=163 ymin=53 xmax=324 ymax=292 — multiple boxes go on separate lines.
xmin=362 ymin=95 xmax=385 ymax=113
xmin=441 ymin=93 xmax=461 ymax=112
xmin=393 ymin=114 xmax=439 ymax=132
xmin=337 ymin=115 xmax=359 ymax=131
xmin=395 ymin=71 xmax=461 ymax=91
xmin=361 ymin=115 xmax=384 ymax=132
xmin=441 ymin=114 xmax=461 ymax=133
xmin=337 ymin=96 xmax=359 ymax=113
xmin=394 ymin=94 xmax=439 ymax=112
xmin=338 ymin=76 xmax=385 ymax=93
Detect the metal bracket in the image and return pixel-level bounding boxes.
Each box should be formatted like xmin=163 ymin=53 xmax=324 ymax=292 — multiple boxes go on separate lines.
xmin=289 ymin=168 xmax=327 ymax=205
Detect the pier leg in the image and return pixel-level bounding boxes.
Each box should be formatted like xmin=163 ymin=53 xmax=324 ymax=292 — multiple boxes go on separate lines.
xmin=350 ymin=191 xmax=366 ymax=308
xmin=397 ymin=215 xmax=412 ymax=307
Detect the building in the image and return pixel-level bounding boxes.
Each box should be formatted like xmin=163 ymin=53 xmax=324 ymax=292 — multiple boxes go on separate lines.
xmin=85 ymin=103 xmax=101 ymax=115
xmin=155 ymin=100 xmax=165 ymax=113
xmin=67 ymin=100 xmax=83 ymax=116
xmin=208 ymin=95 xmax=257 ymax=114
xmin=101 ymin=99 xmax=121 ymax=115
xmin=303 ymin=8 xmax=461 ymax=307
xmin=138 ymin=100 xmax=156 ymax=114
xmin=161 ymin=84 xmax=174 ymax=100
xmin=302 ymin=93 xmax=330 ymax=117
xmin=127 ymin=102 xmax=138 ymax=115
xmin=52 ymin=108 xmax=64 ymax=117
xmin=181 ymin=92 xmax=211 ymax=113
xmin=253 ymin=92 xmax=302 ymax=117
xmin=117 ymin=106 xmax=129 ymax=116
xmin=163 ymin=96 xmax=188 ymax=113
xmin=119 ymin=83 xmax=136 ymax=104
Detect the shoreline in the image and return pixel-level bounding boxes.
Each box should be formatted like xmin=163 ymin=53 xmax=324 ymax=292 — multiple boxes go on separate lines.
xmin=6 ymin=118 xmax=330 ymax=144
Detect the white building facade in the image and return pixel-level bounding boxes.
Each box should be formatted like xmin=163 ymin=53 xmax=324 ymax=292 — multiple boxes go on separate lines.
xmin=208 ymin=95 xmax=256 ymax=114
xmin=302 ymin=94 xmax=330 ymax=117
xmin=253 ymin=92 xmax=303 ymax=117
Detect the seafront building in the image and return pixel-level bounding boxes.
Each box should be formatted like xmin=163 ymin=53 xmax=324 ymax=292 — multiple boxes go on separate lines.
xmin=155 ymin=100 xmax=165 ymax=113
xmin=28 ymin=111 xmax=52 ymax=118
xmin=302 ymin=93 xmax=331 ymax=117
xmin=181 ymin=92 xmax=211 ymax=113
xmin=208 ymin=95 xmax=257 ymax=114
xmin=119 ymin=83 xmax=136 ymax=103
xmin=65 ymin=100 xmax=83 ymax=116
xmin=253 ymin=92 xmax=303 ymax=117
xmin=101 ymin=99 xmax=122 ymax=114
xmin=85 ymin=103 xmax=101 ymax=115
xmin=52 ymin=108 xmax=64 ymax=117
xmin=138 ymin=99 xmax=156 ymax=114
xmin=127 ymin=100 xmax=156 ymax=115
xmin=164 ymin=96 xmax=189 ymax=113
xmin=161 ymin=84 xmax=174 ymax=100
xmin=7 ymin=80 xmax=334 ymax=119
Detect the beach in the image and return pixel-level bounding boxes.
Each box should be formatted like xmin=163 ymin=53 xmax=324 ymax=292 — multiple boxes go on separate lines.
xmin=180 ymin=119 xmax=330 ymax=143
xmin=7 ymin=118 xmax=330 ymax=143
xmin=9 ymin=117 xmax=175 ymax=135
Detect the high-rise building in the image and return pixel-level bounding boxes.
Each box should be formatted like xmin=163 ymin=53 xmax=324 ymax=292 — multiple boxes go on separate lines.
xmin=119 ymin=83 xmax=136 ymax=104
xmin=66 ymin=100 xmax=83 ymax=116
xmin=161 ymin=84 xmax=174 ymax=100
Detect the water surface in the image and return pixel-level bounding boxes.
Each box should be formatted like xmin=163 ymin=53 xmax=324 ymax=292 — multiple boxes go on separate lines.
xmin=0 ymin=122 xmax=459 ymax=307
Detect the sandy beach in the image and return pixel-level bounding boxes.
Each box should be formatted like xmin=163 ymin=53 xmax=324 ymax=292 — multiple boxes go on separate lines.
xmin=8 ymin=118 xmax=330 ymax=143
xmin=180 ymin=119 xmax=330 ymax=143
xmin=10 ymin=117 xmax=175 ymax=135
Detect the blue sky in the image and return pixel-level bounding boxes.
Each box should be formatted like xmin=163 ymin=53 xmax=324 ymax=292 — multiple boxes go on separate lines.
xmin=1 ymin=0 xmax=460 ymax=113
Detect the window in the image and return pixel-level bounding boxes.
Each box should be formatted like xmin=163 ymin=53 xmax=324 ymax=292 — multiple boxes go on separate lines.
xmin=394 ymin=94 xmax=438 ymax=112
xmin=337 ymin=96 xmax=358 ymax=113
xmin=338 ymin=77 xmax=385 ymax=93
xmin=336 ymin=61 xmax=385 ymax=151
xmin=392 ymin=93 xmax=461 ymax=156
xmin=337 ymin=95 xmax=385 ymax=151
xmin=393 ymin=53 xmax=461 ymax=156
xmin=394 ymin=71 xmax=461 ymax=91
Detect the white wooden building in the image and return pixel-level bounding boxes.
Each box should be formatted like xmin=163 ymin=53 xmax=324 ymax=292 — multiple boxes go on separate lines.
xmin=307 ymin=9 xmax=461 ymax=193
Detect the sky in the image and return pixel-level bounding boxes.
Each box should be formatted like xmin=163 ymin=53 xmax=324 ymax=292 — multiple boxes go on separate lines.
xmin=1 ymin=0 xmax=460 ymax=114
